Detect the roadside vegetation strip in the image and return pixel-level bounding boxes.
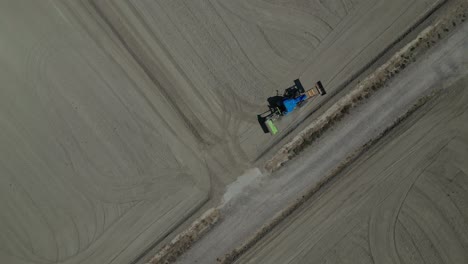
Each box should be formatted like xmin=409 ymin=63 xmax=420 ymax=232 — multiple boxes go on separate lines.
xmin=219 ymin=3 xmax=468 ymax=264
xmin=147 ymin=208 xmax=220 ymax=264
xmin=221 ymin=86 xmax=452 ymax=264
xmin=219 ymin=88 xmax=446 ymax=264
xmin=265 ymin=1 xmax=467 ymax=173
xmin=146 ymin=3 xmax=467 ymax=264
xmin=219 ymin=91 xmax=441 ymax=264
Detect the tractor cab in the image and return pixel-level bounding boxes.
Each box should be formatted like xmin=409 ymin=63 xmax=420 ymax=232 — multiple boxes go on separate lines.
xmin=258 ymin=79 xmax=326 ymax=135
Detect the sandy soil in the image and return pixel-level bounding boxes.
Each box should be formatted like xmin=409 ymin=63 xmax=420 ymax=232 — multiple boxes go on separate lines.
xmin=177 ymin=17 xmax=468 ymax=263
xmin=0 ymin=0 xmax=444 ymax=263
xmin=237 ymin=44 xmax=468 ymax=263
xmin=236 ymin=75 xmax=468 ymax=264
xmin=89 ymin=0 xmax=443 ymax=181
xmin=0 ymin=1 xmax=208 ymax=264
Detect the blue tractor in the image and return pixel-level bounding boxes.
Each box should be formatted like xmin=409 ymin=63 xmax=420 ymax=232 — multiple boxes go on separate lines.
xmin=257 ymin=79 xmax=326 ymax=135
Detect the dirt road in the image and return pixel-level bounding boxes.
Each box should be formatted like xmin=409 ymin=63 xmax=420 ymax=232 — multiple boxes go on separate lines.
xmin=237 ymin=62 xmax=468 ymax=264
xmin=177 ymin=19 xmax=468 ymax=264
xmin=0 ymin=0 xmax=445 ymax=263
xmin=87 ymin=0 xmax=444 ymax=180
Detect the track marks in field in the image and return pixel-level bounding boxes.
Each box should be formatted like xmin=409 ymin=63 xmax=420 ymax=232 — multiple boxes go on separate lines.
xmin=237 ymin=76 xmax=468 ymax=264
xmin=99 ymin=0 xmax=377 ymax=175
xmin=0 ymin=1 xmax=209 ymax=263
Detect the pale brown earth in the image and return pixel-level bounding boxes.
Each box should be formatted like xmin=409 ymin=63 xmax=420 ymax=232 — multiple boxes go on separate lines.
xmin=236 ymin=73 xmax=468 ymax=264
xmin=175 ymin=11 xmax=468 ymax=263
xmin=87 ymin=0 xmax=444 ymax=181
xmin=0 ymin=2 xmax=209 ymax=264
xmin=0 ymin=0 xmax=445 ymax=263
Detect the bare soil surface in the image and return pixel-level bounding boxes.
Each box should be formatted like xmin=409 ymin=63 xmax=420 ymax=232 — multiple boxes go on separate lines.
xmin=236 ymin=70 xmax=468 ymax=264
xmin=0 ymin=2 xmax=209 ymax=264
xmin=88 ymin=0 xmax=444 ymax=184
xmin=0 ymin=0 xmax=446 ymax=263
xmin=178 ymin=19 xmax=468 ymax=264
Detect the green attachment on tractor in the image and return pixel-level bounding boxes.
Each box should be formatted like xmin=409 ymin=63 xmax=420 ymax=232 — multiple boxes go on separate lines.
xmin=266 ymin=119 xmax=278 ymax=135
